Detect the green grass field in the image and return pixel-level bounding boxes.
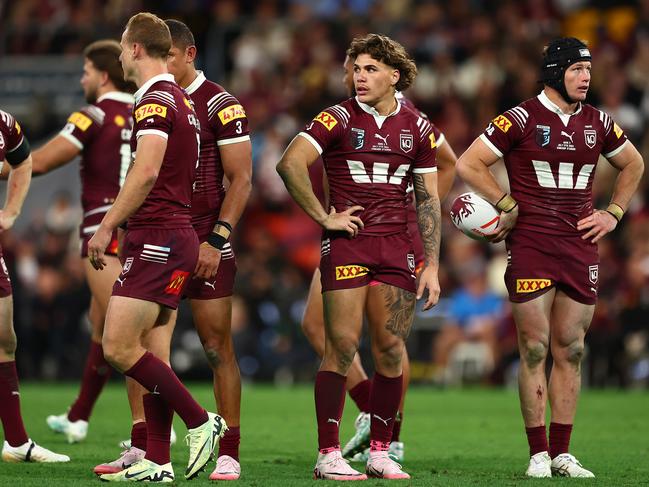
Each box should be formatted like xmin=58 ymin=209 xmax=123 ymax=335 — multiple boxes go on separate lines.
xmin=0 ymin=383 xmax=647 ymax=486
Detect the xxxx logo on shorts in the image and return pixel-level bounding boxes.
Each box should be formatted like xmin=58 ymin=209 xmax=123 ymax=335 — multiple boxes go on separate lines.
xmin=516 ymin=279 xmax=552 ymax=293
xmin=164 ymin=270 xmax=190 ymax=295
xmin=335 ymin=265 xmax=369 ymax=280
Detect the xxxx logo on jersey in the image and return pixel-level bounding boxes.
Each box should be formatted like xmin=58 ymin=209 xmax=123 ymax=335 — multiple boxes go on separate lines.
xmin=516 ymin=279 xmax=552 ymax=293
xmin=335 ymin=265 xmax=369 ymax=280
xmin=492 ymin=115 xmax=512 ymax=133
xmin=314 ymin=111 xmax=338 ymax=131
xmin=135 ymin=104 xmax=167 ymax=122
xmin=68 ymin=112 xmax=93 ymax=131
xmin=613 ymin=123 xmax=623 ymax=139
xmin=218 ymin=104 xmax=246 ymax=124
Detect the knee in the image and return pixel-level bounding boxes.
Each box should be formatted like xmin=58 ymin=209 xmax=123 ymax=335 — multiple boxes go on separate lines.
xmin=520 ymin=339 xmax=548 ymax=369
xmin=202 ymin=333 xmax=234 ymax=370
xmin=102 ymin=335 xmax=133 ymax=371
xmin=301 ymin=315 xmax=319 ymax=343
xmin=0 ymin=332 xmax=16 ymax=357
xmin=374 ymin=339 xmax=404 ymax=370
xmin=326 ymin=337 xmax=359 ymax=372
xmin=556 ymin=340 xmax=585 ymax=368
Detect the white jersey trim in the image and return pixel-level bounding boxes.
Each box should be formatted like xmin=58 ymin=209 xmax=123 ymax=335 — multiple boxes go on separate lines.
xmin=479 ymin=133 xmax=504 ymax=158
xmin=298 ymin=132 xmax=323 ymax=154
xmin=82 ymin=224 xmax=100 ymax=235
xmin=84 ymin=204 xmax=113 ymax=217
xmin=185 ymin=71 xmax=206 ymax=95
xmin=604 ymin=139 xmax=628 ymax=159
xmin=59 ymin=131 xmax=83 ymax=150
xmin=136 ymin=129 xmax=168 ymax=140
xmin=355 ymin=96 xmax=401 ymax=130
xmin=412 ymin=167 xmax=438 ymax=174
xmin=537 ymin=90 xmax=582 ymax=127
xmin=97 ymin=91 xmax=135 ymax=104
xmin=134 ymin=74 xmax=175 ymax=103
xmin=436 ymin=132 xmax=446 ymax=148
xmin=217 ymin=135 xmax=250 ymax=146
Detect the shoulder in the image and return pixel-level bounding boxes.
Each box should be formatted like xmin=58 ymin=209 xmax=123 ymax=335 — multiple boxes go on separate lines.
xmin=582 ymin=103 xmax=615 ymax=133
xmin=0 ymin=109 xmax=15 ymax=132
xmin=313 ymin=101 xmax=353 ymax=131
xmin=501 ymin=100 xmax=535 ymax=132
xmin=138 ymin=81 xmax=180 ymax=109
xmin=204 ymin=82 xmax=245 ymax=122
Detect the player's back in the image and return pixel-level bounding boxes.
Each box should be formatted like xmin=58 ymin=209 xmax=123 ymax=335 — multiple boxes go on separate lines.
xmin=128 ymin=74 xmax=200 ymax=230
xmin=184 ymin=72 xmax=250 ymax=225
xmin=59 ymin=93 xmax=133 ymax=215
xmin=300 ymin=97 xmax=437 ymax=237
xmin=480 ymin=93 xmax=627 ymax=236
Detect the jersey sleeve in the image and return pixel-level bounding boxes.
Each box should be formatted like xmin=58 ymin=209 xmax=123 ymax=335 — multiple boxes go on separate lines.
xmin=59 ymin=106 xmax=103 ymax=150
xmin=208 ymin=93 xmax=251 ymax=146
xmin=431 ymin=124 xmax=446 ymax=148
xmin=132 ymin=91 xmax=176 ymax=140
xmin=479 ymin=107 xmax=527 ymax=157
xmin=298 ymin=105 xmax=347 ymax=154
xmin=413 ymin=118 xmax=438 ymax=174
xmin=599 ymin=111 xmax=628 ymax=158
xmin=2 ymin=113 xmax=31 ymax=166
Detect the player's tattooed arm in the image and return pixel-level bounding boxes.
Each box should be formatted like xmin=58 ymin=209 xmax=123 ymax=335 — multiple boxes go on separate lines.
xmin=413 ymin=173 xmax=441 ymax=267
xmin=380 ymin=285 xmax=416 ymax=340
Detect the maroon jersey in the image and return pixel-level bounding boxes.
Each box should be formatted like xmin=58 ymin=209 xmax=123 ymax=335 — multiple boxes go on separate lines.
xmin=300 ymin=97 xmax=438 ymax=236
xmin=0 ymin=110 xmax=27 ymax=164
xmin=481 ymin=91 xmax=628 ymax=236
xmin=184 ymin=71 xmax=250 ymax=226
xmin=128 ymin=74 xmax=200 ymax=230
xmin=58 ymin=92 xmax=134 ymax=240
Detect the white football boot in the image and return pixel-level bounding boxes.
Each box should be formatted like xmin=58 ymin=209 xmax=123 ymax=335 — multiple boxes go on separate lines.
xmin=93 ymin=447 xmax=146 ymax=475
xmin=184 ymin=412 xmax=227 ymax=479
xmin=341 ymin=412 xmax=370 ymax=459
xmin=365 ymin=450 xmax=410 ymax=479
xmin=2 ymin=440 xmax=70 ymax=463
xmin=525 ymin=451 xmax=552 ymax=478
xmin=313 ymin=449 xmax=367 ymax=481
xmin=46 ymin=412 xmax=88 ymax=443
xmin=551 ymin=453 xmax=595 ymax=478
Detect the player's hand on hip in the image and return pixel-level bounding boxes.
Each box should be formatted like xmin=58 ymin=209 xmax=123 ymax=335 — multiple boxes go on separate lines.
xmin=577 ymin=210 xmax=617 ymax=243
xmin=195 ymin=243 xmax=221 ymax=280
xmin=487 ymin=206 xmax=519 ymax=243
xmin=87 ymin=225 xmax=112 ymax=270
xmin=0 ymin=210 xmax=17 ymax=232
xmin=322 ymin=205 xmax=364 ymax=238
xmin=417 ymin=265 xmax=440 ymax=311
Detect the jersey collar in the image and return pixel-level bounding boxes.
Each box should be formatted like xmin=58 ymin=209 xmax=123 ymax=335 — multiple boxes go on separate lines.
xmin=538 ymin=90 xmax=582 ymax=125
xmin=97 ymin=91 xmax=135 ymax=104
xmin=355 ymin=95 xmax=401 ymax=129
xmin=184 ymin=70 xmax=206 ymax=95
xmin=134 ymin=73 xmax=175 ymax=103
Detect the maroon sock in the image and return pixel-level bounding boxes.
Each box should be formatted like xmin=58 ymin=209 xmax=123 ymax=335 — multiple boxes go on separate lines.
xmin=348 ymin=379 xmax=371 ymax=413
xmin=525 ymin=425 xmax=549 ymax=456
xmin=143 ymin=394 xmax=173 ymax=465
xmin=68 ymin=342 xmax=111 ymax=422
xmin=125 ymin=352 xmax=207 ymax=429
xmin=218 ymin=426 xmax=240 ymax=461
xmin=0 ymin=361 xmax=29 ymax=447
xmin=549 ymin=422 xmax=573 ymax=459
xmin=391 ymin=410 xmax=403 ymax=442
xmin=131 ymin=421 xmax=147 ymax=451
xmin=315 ymin=371 xmax=346 ymax=452
xmin=369 ymin=373 xmax=402 ymax=451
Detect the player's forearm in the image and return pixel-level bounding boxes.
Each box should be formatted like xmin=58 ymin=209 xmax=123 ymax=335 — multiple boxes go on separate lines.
xmin=609 ymin=155 xmax=644 ymax=211
xmin=413 ymin=173 xmax=441 ymax=268
xmin=277 ymin=159 xmax=328 ymax=225
xmin=100 ymin=166 xmax=157 ymax=230
xmin=435 ymin=144 xmax=457 ymax=202
xmin=218 ymin=171 xmax=252 ymax=229
xmin=4 ymin=158 xmax=32 ymax=217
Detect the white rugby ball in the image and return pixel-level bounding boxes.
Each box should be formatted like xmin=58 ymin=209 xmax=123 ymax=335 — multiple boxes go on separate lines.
xmin=450 ymin=192 xmax=500 ymax=241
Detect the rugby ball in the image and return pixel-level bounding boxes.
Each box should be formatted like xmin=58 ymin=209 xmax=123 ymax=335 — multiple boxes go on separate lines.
xmin=450 ymin=192 xmax=500 ymax=241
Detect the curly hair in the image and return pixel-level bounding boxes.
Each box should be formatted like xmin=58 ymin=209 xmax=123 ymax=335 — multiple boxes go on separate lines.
xmin=346 ymin=34 xmax=417 ymax=92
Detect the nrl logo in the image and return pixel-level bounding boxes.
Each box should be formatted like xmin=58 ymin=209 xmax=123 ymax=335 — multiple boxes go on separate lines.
xmin=584 ymin=130 xmax=596 ymax=149
xmin=400 ymin=133 xmax=413 ymax=153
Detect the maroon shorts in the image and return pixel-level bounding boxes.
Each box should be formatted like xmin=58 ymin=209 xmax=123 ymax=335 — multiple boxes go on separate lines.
xmin=0 ymin=248 xmax=12 ymax=298
xmin=320 ymin=232 xmax=416 ymax=293
xmin=81 ymin=231 xmax=119 ymax=258
xmin=505 ymin=229 xmax=599 ymax=305
xmin=112 ymin=227 xmax=199 ymax=309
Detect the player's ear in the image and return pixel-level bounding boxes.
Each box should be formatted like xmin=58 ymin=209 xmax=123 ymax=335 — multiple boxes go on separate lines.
xmin=391 ymin=69 xmax=400 ymax=87
xmin=99 ymin=70 xmax=110 ymax=88
xmin=186 ymin=45 xmax=197 ymax=64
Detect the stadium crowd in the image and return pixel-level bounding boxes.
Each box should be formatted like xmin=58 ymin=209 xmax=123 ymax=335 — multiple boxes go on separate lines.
xmin=1 ymin=0 xmax=648 ymax=389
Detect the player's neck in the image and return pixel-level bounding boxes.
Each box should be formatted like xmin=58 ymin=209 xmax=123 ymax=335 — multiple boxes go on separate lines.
xmin=370 ymin=93 xmax=398 ymax=116
xmin=544 ymin=86 xmax=579 ymax=115
xmin=176 ymin=66 xmax=198 ymax=89
xmin=134 ymin=59 xmax=169 ymax=89
xmin=96 ymin=84 xmax=118 ymax=99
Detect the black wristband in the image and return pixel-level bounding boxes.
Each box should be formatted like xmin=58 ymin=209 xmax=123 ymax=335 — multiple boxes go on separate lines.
xmin=216 ymin=220 xmax=233 ymax=233
xmin=206 ymin=232 xmax=227 ymax=250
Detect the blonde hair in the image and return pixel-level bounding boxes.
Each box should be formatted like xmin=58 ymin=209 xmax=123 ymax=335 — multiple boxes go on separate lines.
xmin=124 ymin=12 xmax=171 ymax=60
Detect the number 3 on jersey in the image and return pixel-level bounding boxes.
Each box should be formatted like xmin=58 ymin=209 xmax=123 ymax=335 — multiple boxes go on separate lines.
xmin=532 ymin=160 xmax=595 ymax=190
